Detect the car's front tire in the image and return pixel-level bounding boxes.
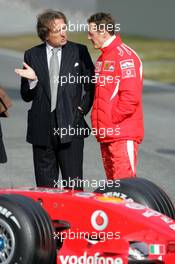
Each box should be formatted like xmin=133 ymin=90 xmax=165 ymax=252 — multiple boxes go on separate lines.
xmin=0 ymin=194 xmax=56 ymax=264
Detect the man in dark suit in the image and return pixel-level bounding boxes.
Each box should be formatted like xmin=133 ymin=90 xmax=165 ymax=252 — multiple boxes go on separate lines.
xmin=15 ymin=10 xmax=94 ymax=189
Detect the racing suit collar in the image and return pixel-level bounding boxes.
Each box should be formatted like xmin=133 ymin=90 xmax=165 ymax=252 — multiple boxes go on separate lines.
xmin=100 ymin=34 xmax=122 ymax=54
xmin=102 ymin=35 xmax=116 ymax=48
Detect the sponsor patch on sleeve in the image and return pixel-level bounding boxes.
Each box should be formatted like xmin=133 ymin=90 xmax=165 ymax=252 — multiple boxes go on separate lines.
xmin=120 ymin=59 xmax=136 ymax=79
xmin=103 ymin=61 xmax=115 ymax=72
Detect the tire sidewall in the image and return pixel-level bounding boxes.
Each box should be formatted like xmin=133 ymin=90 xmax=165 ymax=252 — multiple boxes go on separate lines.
xmin=0 ymin=198 xmax=36 ymax=264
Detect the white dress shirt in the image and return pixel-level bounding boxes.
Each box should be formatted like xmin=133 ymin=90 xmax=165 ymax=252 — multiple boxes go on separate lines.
xmin=29 ymin=42 xmax=62 ymax=89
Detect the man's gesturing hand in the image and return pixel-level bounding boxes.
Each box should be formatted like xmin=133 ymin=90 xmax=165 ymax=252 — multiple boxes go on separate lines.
xmin=15 ymin=62 xmax=37 ymax=80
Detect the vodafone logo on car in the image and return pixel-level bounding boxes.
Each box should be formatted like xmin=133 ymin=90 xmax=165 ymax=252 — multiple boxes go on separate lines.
xmin=91 ymin=210 xmax=108 ymax=231
xmin=59 ymin=252 xmax=123 ymax=264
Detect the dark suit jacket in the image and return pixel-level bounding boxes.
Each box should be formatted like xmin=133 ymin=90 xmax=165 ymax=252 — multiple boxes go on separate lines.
xmin=21 ymin=41 xmax=94 ymax=145
xmin=0 ymin=122 xmax=7 ymax=163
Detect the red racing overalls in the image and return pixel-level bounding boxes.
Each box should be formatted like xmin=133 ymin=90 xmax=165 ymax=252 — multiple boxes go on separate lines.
xmin=91 ymin=35 xmax=144 ymax=179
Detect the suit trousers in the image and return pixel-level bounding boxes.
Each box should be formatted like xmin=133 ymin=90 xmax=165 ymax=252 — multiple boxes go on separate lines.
xmin=0 ymin=122 xmax=7 ymax=163
xmin=33 ymin=111 xmax=84 ymax=189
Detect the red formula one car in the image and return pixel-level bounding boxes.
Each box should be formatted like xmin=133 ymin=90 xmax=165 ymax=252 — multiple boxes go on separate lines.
xmin=0 ymin=178 xmax=175 ymax=264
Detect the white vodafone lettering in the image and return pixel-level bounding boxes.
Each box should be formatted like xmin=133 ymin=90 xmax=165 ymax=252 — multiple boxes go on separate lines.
xmin=59 ymin=255 xmax=69 ymax=264
xmin=59 ymin=252 xmax=123 ymax=264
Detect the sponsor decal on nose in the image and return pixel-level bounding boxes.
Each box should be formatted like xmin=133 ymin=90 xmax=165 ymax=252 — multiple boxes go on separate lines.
xmin=91 ymin=210 xmax=108 ymax=231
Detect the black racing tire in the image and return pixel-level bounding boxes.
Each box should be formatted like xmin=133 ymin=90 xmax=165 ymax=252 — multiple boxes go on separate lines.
xmin=94 ymin=177 xmax=175 ymax=219
xmin=0 ymin=194 xmax=56 ymax=264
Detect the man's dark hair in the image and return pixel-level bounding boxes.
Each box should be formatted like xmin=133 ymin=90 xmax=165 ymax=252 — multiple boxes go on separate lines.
xmin=37 ymin=10 xmax=67 ymax=41
xmin=87 ymin=12 xmax=115 ymax=36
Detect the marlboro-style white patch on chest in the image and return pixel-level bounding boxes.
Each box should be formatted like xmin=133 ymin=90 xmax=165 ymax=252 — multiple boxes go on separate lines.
xmin=120 ymin=59 xmax=136 ymax=79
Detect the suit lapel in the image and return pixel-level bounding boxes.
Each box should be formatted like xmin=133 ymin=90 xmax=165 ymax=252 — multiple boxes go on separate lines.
xmin=57 ymin=42 xmax=75 ymax=103
xmin=36 ymin=44 xmax=51 ymax=101
xmin=59 ymin=42 xmax=75 ymax=76
xmin=58 ymin=42 xmax=76 ymax=95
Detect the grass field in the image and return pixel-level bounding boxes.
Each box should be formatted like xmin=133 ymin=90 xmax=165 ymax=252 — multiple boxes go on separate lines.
xmin=0 ymin=32 xmax=175 ymax=84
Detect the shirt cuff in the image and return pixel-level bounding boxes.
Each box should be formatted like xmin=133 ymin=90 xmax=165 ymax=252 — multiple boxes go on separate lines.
xmin=28 ymin=79 xmax=38 ymax=90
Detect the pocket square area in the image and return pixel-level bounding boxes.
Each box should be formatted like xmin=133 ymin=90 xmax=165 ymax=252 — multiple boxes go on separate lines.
xmin=74 ymin=62 xmax=79 ymax=67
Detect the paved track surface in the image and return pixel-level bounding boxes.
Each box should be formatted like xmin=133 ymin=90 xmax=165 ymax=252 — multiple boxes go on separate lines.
xmin=0 ymin=49 xmax=175 ymax=203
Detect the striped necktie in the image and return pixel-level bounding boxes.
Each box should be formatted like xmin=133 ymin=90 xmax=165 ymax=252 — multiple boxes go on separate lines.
xmin=49 ymin=48 xmax=60 ymax=112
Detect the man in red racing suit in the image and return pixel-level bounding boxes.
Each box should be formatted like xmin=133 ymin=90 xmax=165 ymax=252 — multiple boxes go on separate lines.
xmin=87 ymin=13 xmax=144 ymax=179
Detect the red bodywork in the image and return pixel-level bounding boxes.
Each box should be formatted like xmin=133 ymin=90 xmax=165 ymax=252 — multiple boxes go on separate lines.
xmin=0 ymin=187 xmax=175 ymax=264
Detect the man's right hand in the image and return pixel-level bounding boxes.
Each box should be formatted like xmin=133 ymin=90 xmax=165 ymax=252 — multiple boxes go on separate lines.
xmin=15 ymin=62 xmax=37 ymax=80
